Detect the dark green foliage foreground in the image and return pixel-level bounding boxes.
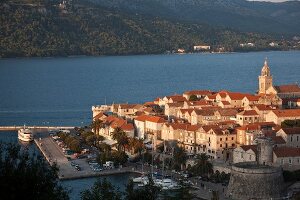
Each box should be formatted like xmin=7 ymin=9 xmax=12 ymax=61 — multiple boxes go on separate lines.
xmin=0 ymin=143 xmax=69 ymax=200
xmin=0 ymin=0 xmax=284 ymax=58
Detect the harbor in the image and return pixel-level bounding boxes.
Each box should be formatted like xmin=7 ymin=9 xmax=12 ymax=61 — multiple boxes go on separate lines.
xmin=33 ymin=131 xmax=141 ymax=180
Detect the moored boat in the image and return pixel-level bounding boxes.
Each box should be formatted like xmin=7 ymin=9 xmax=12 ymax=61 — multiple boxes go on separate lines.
xmin=18 ymin=126 xmax=33 ymax=142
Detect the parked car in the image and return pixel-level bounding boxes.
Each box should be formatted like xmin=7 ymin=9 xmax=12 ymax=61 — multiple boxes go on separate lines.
xmin=75 ymin=166 xmax=81 ymax=171
xmin=103 ymin=161 xmax=114 ymax=169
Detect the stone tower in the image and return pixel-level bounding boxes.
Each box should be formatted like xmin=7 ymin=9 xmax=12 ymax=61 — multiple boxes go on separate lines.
xmin=256 ymin=137 xmax=274 ymax=166
xmin=258 ymin=59 xmax=273 ymax=94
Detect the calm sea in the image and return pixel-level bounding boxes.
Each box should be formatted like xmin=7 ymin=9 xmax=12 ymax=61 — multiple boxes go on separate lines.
xmin=0 ymin=51 xmax=300 ymax=199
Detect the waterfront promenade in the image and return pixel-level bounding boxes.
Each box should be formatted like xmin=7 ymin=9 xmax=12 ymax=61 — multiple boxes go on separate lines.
xmin=0 ymin=126 xmax=75 ymax=131
xmin=34 ymin=132 xmax=140 ymax=180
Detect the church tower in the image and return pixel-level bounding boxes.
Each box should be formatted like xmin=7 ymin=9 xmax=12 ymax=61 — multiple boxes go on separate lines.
xmin=258 ymin=59 xmax=273 ymax=94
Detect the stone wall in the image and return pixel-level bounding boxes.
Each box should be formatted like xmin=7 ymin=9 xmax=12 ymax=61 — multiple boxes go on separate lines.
xmin=227 ymin=162 xmax=284 ymax=200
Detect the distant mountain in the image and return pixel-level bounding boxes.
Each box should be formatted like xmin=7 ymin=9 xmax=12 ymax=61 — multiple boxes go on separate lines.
xmin=87 ymin=0 xmax=300 ymax=35
xmin=0 ymin=0 xmax=296 ymax=58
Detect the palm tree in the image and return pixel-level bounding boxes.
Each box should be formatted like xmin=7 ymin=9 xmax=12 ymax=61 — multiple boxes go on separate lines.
xmin=112 ymin=127 xmax=129 ymax=152
xmin=196 ymin=153 xmax=213 ymax=176
xmin=90 ymin=119 xmax=103 ymax=135
xmin=128 ymin=138 xmax=145 ymax=155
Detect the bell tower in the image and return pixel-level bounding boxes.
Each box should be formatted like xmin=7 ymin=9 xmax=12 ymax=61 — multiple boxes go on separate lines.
xmin=258 ymin=59 xmax=273 ymax=94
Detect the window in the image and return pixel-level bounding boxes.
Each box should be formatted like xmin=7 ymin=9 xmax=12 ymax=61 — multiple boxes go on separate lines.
xmin=226 ymin=137 xmax=228 ymax=141
xmin=291 ymin=136 xmax=293 ymax=142
xmin=289 ymin=159 xmax=292 ymax=165
xmin=281 ymin=159 xmax=284 ymax=164
xmin=220 ymin=138 xmax=222 ymax=141
xmin=232 ymin=137 xmax=234 ymax=140
xmin=241 ymin=153 xmax=243 ymax=159
xmin=297 ymin=136 xmax=299 ymax=142
xmin=220 ymin=144 xmax=222 ymax=147
xmin=249 ymin=155 xmax=252 ymax=160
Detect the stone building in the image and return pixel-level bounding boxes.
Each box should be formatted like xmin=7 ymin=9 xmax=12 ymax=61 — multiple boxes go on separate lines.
xmin=227 ymin=137 xmax=285 ymax=199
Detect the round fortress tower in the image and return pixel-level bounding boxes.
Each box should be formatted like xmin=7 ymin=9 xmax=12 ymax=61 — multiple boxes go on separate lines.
xmin=227 ymin=137 xmax=284 ymax=199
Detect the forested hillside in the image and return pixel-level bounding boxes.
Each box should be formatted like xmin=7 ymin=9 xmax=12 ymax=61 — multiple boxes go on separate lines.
xmin=0 ymin=0 xmax=296 ymax=57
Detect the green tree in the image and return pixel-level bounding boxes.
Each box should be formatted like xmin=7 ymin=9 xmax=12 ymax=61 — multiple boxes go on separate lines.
xmin=188 ymin=153 xmax=213 ymax=177
xmin=112 ymin=127 xmax=129 ymax=152
xmin=189 ymin=94 xmax=198 ymax=101
xmin=0 ymin=143 xmax=69 ymax=200
xmin=173 ymin=145 xmax=187 ymax=170
xmin=81 ymin=178 xmax=121 ymax=200
xmin=90 ymin=119 xmax=103 ymax=135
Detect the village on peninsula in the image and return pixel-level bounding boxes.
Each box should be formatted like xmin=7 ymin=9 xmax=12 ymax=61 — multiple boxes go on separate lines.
xmin=89 ymin=59 xmax=300 ymax=199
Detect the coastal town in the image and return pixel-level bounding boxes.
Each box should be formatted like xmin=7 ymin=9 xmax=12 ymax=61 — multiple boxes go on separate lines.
xmin=87 ymin=59 xmax=300 ymax=199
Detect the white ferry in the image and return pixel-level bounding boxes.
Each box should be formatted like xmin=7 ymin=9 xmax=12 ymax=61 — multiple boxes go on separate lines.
xmin=18 ymin=126 xmax=33 ymax=142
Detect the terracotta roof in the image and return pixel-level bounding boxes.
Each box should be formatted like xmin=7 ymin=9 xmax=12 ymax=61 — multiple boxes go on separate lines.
xmin=243 ymin=95 xmax=260 ymax=101
xmin=143 ymin=107 xmax=154 ymax=113
xmin=119 ymin=104 xmax=138 ymax=109
xmin=254 ymin=104 xmax=275 ymax=111
xmin=216 ymin=91 xmax=228 ymax=98
xmin=121 ymin=123 xmax=134 ymax=131
xmin=166 ymin=102 xmax=184 ymax=107
xmin=237 ymin=122 xmax=276 ymax=131
xmin=227 ymin=92 xmax=251 ymax=100
xmin=280 ymin=127 xmax=300 ymax=135
xmin=272 ymin=109 xmax=300 ymax=117
xmin=135 ymin=115 xmax=150 ymax=122
xmin=237 ymin=110 xmax=258 ymax=116
xmin=240 ymin=145 xmax=257 ymax=153
xmin=206 ymin=94 xmax=217 ymax=100
xmin=146 ymin=116 xmax=165 ymax=123
xmin=216 ymin=109 xmax=238 ymax=116
xmin=201 ymin=125 xmax=220 ymax=132
xmin=110 ymin=118 xmax=127 ymax=129
xmin=191 ymin=100 xmax=210 ymax=106
xmin=144 ymin=101 xmax=156 ymax=106
xmin=221 ymin=101 xmax=231 ymax=105
xmin=274 ymin=84 xmax=300 ymax=93
xmin=184 ymin=90 xmax=212 ymax=96
xmin=93 ymin=112 xmax=107 ymax=120
xmin=187 ymin=125 xmax=201 ymax=132
xmin=180 ymin=109 xmax=194 ymax=115
xmin=274 ymin=147 xmax=300 ymax=158
xmin=166 ymin=95 xmax=187 ymax=102
xmin=193 ymin=109 xmax=215 ymax=116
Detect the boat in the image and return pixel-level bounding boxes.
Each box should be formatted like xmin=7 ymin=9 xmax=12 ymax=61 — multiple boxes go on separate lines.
xmin=18 ymin=126 xmax=33 ymax=142
xmin=132 ymin=175 xmax=149 ymax=183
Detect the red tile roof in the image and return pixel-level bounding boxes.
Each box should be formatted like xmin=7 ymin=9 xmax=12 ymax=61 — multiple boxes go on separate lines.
xmin=216 ymin=109 xmax=238 ymax=116
xmin=238 ymin=110 xmax=259 ymax=116
xmin=221 ymin=101 xmax=231 ymax=105
xmin=244 ymin=95 xmax=260 ymax=101
xmin=227 ymin=92 xmax=251 ymax=100
xmin=274 ymin=147 xmax=300 ymax=158
xmin=166 ymin=95 xmax=187 ymax=102
xmin=254 ymin=104 xmax=276 ymax=111
xmin=274 ymin=84 xmax=300 ymax=93
xmin=135 ymin=115 xmax=150 ymax=122
xmin=166 ymin=102 xmax=184 ymax=107
xmin=146 ymin=116 xmax=165 ymax=123
xmin=237 ymin=122 xmax=276 ymax=131
xmin=184 ymin=90 xmax=212 ymax=96
xmin=193 ymin=109 xmax=215 ymax=116
xmin=272 ymin=109 xmax=300 ymax=117
xmin=121 ymin=123 xmax=134 ymax=131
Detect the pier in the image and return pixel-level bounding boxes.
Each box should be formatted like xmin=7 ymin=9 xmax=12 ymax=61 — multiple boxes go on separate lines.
xmin=0 ymin=126 xmax=75 ymax=131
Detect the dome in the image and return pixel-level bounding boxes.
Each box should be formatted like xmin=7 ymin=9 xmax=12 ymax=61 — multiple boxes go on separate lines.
xmin=261 ymin=59 xmax=270 ymax=76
